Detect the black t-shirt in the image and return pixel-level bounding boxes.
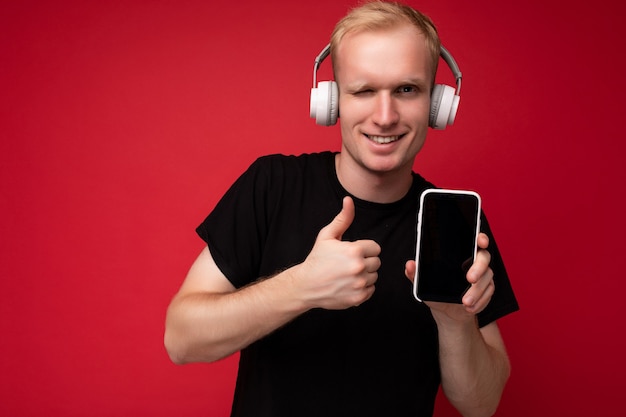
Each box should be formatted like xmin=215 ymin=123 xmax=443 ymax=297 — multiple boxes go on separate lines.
xmin=197 ymin=152 xmax=519 ymax=417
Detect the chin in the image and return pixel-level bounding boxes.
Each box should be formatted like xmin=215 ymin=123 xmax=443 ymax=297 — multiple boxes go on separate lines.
xmin=362 ymin=156 xmax=409 ymax=175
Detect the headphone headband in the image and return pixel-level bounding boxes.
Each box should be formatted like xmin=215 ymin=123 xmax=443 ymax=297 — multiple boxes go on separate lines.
xmin=439 ymin=45 xmax=462 ymax=95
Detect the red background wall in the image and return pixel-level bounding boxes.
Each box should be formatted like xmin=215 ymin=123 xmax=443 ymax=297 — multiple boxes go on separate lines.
xmin=2 ymin=0 xmax=625 ymax=415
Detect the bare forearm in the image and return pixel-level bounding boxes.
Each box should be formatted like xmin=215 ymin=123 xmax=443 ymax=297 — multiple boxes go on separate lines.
xmin=435 ymin=318 xmax=510 ymax=417
xmin=164 ymin=270 xmax=307 ymax=364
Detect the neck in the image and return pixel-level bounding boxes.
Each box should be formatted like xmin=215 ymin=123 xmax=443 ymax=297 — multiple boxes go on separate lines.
xmin=335 ymin=153 xmax=414 ymax=204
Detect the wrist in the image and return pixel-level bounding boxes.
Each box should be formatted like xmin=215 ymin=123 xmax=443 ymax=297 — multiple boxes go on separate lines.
xmin=271 ymin=264 xmax=313 ymax=314
xmin=429 ymin=305 xmax=478 ymax=332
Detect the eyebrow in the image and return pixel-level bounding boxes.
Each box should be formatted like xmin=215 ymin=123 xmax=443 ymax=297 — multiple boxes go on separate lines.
xmin=344 ymin=77 xmax=430 ymax=92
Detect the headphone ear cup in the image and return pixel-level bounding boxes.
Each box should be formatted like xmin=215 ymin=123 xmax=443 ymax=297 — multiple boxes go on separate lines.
xmin=429 ymin=84 xmax=460 ymax=130
xmin=310 ymin=81 xmax=339 ymax=126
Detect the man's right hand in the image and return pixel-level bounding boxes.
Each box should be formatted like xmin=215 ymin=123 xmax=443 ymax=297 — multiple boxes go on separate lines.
xmin=292 ymin=196 xmax=381 ymax=310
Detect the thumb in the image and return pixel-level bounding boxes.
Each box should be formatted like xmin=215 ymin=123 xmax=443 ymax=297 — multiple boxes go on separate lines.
xmin=318 ymin=196 xmax=355 ymax=241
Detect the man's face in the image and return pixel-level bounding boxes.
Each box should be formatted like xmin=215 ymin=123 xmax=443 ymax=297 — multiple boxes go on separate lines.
xmin=334 ymin=25 xmax=434 ymax=175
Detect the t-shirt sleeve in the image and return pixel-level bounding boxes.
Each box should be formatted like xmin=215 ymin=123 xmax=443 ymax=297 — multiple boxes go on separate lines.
xmin=476 ymin=212 xmax=520 ymax=327
xmin=196 ymin=156 xmax=276 ymax=289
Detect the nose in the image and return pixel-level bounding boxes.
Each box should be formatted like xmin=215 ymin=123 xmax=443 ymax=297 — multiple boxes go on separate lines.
xmin=372 ymin=92 xmax=399 ymax=127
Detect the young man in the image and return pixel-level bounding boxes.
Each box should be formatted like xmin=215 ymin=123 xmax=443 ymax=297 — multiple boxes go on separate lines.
xmin=165 ymin=2 xmax=518 ymax=416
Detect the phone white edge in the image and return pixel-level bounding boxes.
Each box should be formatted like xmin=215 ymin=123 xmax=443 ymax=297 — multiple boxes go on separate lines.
xmin=412 ymin=188 xmax=482 ymax=303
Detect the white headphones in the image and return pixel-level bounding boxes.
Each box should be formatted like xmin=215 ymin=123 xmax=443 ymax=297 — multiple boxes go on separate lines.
xmin=309 ymin=44 xmax=462 ymax=129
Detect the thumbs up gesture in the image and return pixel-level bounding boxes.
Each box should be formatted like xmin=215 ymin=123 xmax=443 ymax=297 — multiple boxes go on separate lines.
xmin=292 ymin=196 xmax=382 ymax=310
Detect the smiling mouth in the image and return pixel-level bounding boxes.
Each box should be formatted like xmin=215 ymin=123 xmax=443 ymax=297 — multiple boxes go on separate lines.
xmin=365 ymin=134 xmax=402 ymax=144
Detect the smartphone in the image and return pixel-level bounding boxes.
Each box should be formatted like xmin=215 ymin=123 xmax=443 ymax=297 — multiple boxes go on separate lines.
xmin=413 ymin=189 xmax=481 ymax=303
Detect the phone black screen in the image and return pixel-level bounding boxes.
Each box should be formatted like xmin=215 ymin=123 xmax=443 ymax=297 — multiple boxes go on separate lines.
xmin=415 ymin=191 xmax=480 ymax=303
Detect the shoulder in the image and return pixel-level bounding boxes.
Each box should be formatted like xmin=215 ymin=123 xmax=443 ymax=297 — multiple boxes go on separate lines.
xmin=252 ymin=152 xmax=335 ymax=171
xmin=244 ymin=152 xmax=336 ymax=185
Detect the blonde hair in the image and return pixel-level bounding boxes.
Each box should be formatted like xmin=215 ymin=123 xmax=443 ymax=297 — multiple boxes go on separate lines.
xmin=330 ymin=1 xmax=441 ymax=76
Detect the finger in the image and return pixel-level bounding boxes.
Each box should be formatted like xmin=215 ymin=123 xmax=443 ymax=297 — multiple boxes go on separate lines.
xmin=318 ymin=196 xmax=355 ymax=241
xmin=404 ymin=260 xmax=416 ymax=283
xmin=363 ymin=255 xmax=381 ymax=273
xmin=354 ymin=284 xmax=376 ymax=306
xmin=358 ymin=239 xmax=382 ymax=258
xmin=467 ymin=248 xmax=491 ymax=283
xmin=464 ymin=280 xmax=495 ymax=314
xmin=463 ymin=267 xmax=494 ymax=307
xmin=356 ymin=271 xmax=379 ymax=290
xmin=477 ymin=232 xmax=489 ymax=249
